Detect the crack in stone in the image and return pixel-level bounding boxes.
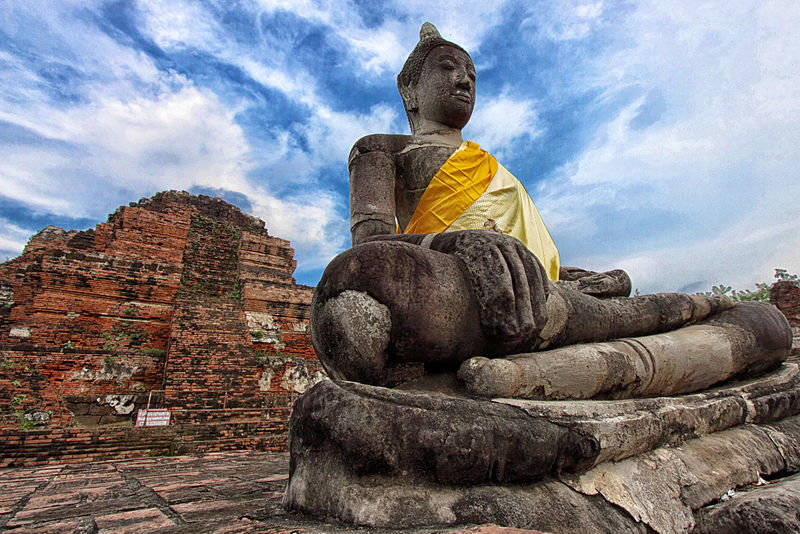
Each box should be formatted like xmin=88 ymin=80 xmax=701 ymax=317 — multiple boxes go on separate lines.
xmin=0 ymin=464 xmax=66 ymax=529
xmin=111 ymin=462 xmax=186 ymax=526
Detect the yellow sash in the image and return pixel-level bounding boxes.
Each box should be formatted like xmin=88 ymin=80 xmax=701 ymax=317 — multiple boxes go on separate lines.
xmin=404 ymin=141 xmax=496 ymax=234
xmin=405 ymin=141 xmax=560 ymax=281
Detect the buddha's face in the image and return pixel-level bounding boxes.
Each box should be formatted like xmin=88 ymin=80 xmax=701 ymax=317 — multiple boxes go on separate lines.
xmin=412 ymin=45 xmax=476 ymax=130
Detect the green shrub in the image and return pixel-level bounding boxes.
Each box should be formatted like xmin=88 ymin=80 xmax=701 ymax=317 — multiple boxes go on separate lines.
xmin=699 ymin=268 xmax=798 ymax=302
xmin=17 ymin=412 xmax=37 ymax=430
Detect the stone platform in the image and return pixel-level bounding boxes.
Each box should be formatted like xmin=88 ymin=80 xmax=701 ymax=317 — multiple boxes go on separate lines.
xmin=4 ymin=451 xmax=800 ymax=533
xmin=0 ymin=451 xmax=540 ymax=534
xmin=285 ymin=356 xmax=800 ymax=532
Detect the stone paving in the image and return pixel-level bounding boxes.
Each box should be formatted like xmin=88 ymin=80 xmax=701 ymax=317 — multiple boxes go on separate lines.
xmin=0 ymin=451 xmax=536 ymax=533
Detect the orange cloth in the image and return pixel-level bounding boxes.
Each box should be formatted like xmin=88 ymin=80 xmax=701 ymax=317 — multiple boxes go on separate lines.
xmin=404 ymin=141 xmax=497 ymax=234
xmin=404 ymin=140 xmax=560 ymax=281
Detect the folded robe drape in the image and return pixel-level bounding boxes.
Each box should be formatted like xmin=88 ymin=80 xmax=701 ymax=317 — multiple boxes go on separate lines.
xmin=404 ymin=140 xmax=560 ymax=282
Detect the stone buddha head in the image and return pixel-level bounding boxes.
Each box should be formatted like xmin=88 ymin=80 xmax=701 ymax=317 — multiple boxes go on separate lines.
xmin=397 ymin=23 xmax=476 ymax=135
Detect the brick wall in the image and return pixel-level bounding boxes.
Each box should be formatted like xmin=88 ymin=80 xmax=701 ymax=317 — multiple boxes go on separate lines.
xmin=0 ymin=191 xmax=320 ymax=438
xmin=772 ymin=280 xmax=800 ymax=335
xmin=0 ymin=412 xmax=290 ymax=467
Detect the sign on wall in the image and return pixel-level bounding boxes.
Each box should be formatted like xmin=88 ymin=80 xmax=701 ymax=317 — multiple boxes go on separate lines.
xmin=135 ymin=409 xmax=171 ymax=427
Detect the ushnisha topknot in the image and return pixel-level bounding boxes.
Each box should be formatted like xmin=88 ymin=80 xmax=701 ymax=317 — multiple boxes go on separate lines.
xmin=397 ymin=22 xmax=469 ymax=95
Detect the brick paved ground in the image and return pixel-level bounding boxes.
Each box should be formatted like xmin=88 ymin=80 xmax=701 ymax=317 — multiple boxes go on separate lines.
xmin=0 ymin=451 xmax=535 ymax=533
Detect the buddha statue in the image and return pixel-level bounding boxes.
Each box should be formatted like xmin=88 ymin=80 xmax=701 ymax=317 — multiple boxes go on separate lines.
xmin=286 ymin=24 xmax=798 ymax=531
xmin=310 ymin=23 xmax=791 ymax=397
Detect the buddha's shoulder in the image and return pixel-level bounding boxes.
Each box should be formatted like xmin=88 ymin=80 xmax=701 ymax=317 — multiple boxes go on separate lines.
xmin=349 ymin=134 xmax=412 ymax=163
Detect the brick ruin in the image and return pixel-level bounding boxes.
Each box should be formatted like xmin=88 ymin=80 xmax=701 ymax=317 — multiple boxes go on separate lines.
xmin=772 ymin=280 xmax=800 ymax=343
xmin=0 ymin=191 xmax=322 ymax=463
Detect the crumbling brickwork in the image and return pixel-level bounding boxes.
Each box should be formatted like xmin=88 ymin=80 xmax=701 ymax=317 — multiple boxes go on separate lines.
xmin=772 ymin=280 xmax=800 ymax=336
xmin=0 ymin=191 xmax=319 ymax=435
xmin=768 ymin=280 xmax=799 ymax=364
xmin=0 ymin=414 xmax=289 ymax=467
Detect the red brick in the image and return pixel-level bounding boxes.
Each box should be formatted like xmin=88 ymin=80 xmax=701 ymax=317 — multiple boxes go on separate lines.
xmin=0 ymin=191 xmax=318 ymax=462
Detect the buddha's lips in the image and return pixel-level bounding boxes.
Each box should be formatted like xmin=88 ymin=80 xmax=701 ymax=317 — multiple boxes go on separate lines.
xmin=451 ymin=92 xmax=472 ymax=103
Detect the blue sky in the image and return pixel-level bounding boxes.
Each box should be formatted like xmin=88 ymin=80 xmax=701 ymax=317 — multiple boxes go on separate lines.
xmin=1 ymin=1 xmax=798 ymax=293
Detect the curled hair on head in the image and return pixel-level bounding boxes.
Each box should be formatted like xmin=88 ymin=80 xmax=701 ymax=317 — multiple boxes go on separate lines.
xmin=397 ymin=22 xmax=469 ymax=116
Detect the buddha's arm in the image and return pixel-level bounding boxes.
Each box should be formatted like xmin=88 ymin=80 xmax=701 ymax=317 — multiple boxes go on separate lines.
xmin=558 ymin=266 xmax=632 ymax=298
xmin=349 ymin=138 xmax=397 ymax=245
xmin=365 ymin=230 xmax=551 ymax=352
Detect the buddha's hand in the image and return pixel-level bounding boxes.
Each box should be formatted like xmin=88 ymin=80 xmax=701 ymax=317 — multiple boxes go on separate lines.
xmin=428 ymin=230 xmax=549 ymax=352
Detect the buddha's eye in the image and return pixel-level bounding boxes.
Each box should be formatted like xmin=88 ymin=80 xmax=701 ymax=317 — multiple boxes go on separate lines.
xmin=440 ymin=60 xmax=456 ymax=70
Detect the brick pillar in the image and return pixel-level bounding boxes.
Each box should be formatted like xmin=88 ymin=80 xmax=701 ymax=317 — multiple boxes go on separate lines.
xmin=161 ymin=213 xmax=263 ymax=409
xmin=772 ymin=280 xmax=800 ymax=334
xmin=162 ymin=296 xmax=261 ymax=409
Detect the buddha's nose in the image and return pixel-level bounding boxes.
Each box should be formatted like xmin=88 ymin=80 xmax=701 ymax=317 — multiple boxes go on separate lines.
xmin=455 ymin=70 xmax=471 ymax=89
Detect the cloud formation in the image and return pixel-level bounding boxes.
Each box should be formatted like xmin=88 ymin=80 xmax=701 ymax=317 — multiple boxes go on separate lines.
xmin=532 ymin=1 xmax=800 ymax=292
xmin=1 ymin=1 xmax=797 ymax=291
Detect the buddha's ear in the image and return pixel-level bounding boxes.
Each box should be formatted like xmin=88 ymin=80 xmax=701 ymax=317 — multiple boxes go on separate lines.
xmin=399 ymin=84 xmax=418 ymax=112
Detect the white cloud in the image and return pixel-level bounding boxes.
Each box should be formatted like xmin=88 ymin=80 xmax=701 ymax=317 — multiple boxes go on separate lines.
xmin=134 ymin=1 xmax=401 ymax=160
xmin=133 ymin=0 xmax=218 ymax=50
xmin=301 ymin=103 xmax=398 ymax=167
xmin=250 ymin=191 xmax=347 ymax=272
xmin=384 ymin=0 xmax=508 ymax=53
xmin=0 ymin=2 xmax=352 ymax=275
xmin=465 ymin=89 xmax=542 ymax=159
xmin=248 ymin=0 xmax=510 ymax=74
xmin=0 ymin=220 xmax=33 ymax=259
xmin=72 ymin=87 xmax=253 ymax=192
xmin=0 ymin=85 xmax=252 ymax=217
xmin=537 ymin=1 xmax=800 ymax=292
xmin=597 ymin=213 xmax=800 ymax=295
xmin=523 ymin=1 xmax=606 ymax=42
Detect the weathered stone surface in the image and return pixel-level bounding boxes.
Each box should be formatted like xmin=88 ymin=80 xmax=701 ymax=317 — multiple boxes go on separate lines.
xmin=693 ymin=472 xmax=800 ymax=534
xmin=451 ymin=525 xmax=547 ymax=534
xmin=312 ymin=240 xmax=484 ymax=384
xmin=311 ymin=290 xmax=392 ymax=383
xmin=460 ymin=302 xmax=791 ymax=400
xmin=286 ymin=380 xmax=599 ymax=486
xmin=761 ymin=416 xmax=800 ymax=471
xmin=285 ymin=374 xmax=800 ymax=530
xmin=476 ymin=362 xmax=800 ymax=464
xmin=556 ymin=267 xmax=632 ymax=298
xmin=565 ymin=447 xmax=696 ymax=533
xmin=313 ymin=235 xmax=744 ymax=388
xmin=564 ymin=421 xmax=800 ymax=533
xmin=287 ymin=453 xmax=648 ymax=532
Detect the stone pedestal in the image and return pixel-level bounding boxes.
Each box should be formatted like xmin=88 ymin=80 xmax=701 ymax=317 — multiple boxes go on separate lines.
xmin=284 ymin=360 xmax=800 ymax=533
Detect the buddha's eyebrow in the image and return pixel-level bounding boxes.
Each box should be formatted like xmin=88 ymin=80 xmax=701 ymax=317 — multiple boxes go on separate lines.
xmin=437 ymin=53 xmax=475 ymax=71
